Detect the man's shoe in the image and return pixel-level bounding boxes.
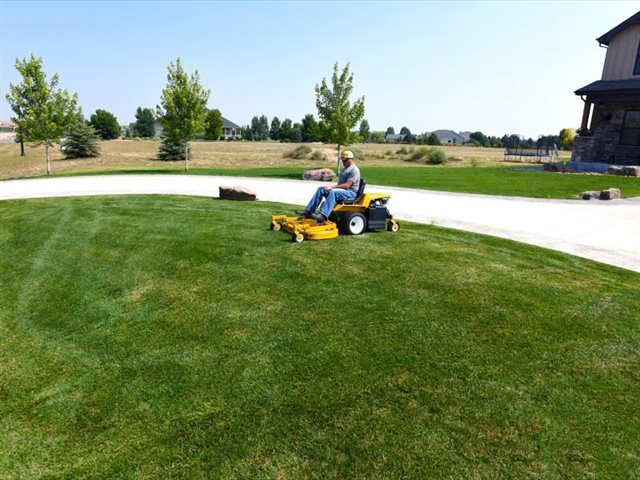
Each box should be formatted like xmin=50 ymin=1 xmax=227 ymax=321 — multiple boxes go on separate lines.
xmin=295 ymin=210 xmax=311 ymax=218
xmin=310 ymin=213 xmax=327 ymax=224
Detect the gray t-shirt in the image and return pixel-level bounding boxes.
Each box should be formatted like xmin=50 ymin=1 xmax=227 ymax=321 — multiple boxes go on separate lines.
xmin=339 ymin=163 xmax=361 ymax=193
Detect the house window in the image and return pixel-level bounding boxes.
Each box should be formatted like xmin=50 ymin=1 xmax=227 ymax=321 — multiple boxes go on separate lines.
xmin=635 ymin=40 xmax=640 ymax=75
xmin=620 ymin=110 xmax=640 ymax=146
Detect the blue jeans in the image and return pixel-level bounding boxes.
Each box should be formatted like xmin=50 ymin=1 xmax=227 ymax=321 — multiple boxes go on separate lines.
xmin=306 ymin=187 xmax=357 ymax=218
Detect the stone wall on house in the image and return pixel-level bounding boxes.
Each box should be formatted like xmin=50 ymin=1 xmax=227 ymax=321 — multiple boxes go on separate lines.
xmin=571 ymin=103 xmax=640 ymax=165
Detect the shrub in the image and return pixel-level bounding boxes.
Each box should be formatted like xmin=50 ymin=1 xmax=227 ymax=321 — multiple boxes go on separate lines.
xmin=410 ymin=147 xmax=430 ymax=161
xmin=283 ymin=145 xmax=312 ymax=159
xmin=310 ymin=150 xmax=325 ymax=161
xmin=396 ymin=147 xmax=408 ymax=155
xmin=157 ymin=136 xmax=191 ymax=161
xmin=427 ymin=149 xmax=447 ymax=165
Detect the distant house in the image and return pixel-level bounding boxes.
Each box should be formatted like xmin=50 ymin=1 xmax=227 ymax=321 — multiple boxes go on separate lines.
xmin=385 ymin=133 xmax=405 ymax=143
xmin=572 ymin=10 xmax=640 ymax=165
xmin=0 ymin=120 xmax=17 ymax=132
xmin=152 ymin=116 xmax=241 ymax=140
xmin=222 ymin=117 xmax=241 ymax=140
xmin=427 ymin=129 xmax=467 ymax=145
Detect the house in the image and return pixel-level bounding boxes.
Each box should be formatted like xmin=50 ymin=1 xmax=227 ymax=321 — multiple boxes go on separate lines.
xmin=426 ymin=129 xmax=467 ymax=145
xmin=222 ymin=117 xmax=241 ymax=140
xmin=0 ymin=120 xmax=17 ymax=132
xmin=572 ymin=10 xmax=640 ymax=165
xmin=385 ymin=134 xmax=405 ymax=143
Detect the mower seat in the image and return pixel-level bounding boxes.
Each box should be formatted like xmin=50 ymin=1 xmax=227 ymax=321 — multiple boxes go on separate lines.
xmin=340 ymin=178 xmax=366 ymax=205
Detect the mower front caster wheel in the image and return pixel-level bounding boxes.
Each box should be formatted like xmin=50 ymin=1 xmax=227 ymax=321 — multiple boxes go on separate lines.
xmin=387 ymin=221 xmax=400 ymax=233
xmin=292 ymin=233 xmax=304 ymax=243
xmin=270 ymin=222 xmax=281 ymax=231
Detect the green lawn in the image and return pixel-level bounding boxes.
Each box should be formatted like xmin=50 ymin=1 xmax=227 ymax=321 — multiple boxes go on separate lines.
xmin=1 ymin=196 xmax=639 ymax=478
xmin=51 ymin=165 xmax=640 ymax=199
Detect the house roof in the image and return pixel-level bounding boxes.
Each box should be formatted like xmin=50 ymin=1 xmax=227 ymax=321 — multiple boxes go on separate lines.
xmin=596 ymin=10 xmax=640 ymax=46
xmin=0 ymin=120 xmax=17 ymax=129
xmin=574 ymin=78 xmax=640 ymax=95
xmin=222 ymin=117 xmax=240 ymax=129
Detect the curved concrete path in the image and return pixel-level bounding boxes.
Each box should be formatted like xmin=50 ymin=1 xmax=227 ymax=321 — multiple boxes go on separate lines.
xmin=1 ymin=174 xmax=639 ymax=273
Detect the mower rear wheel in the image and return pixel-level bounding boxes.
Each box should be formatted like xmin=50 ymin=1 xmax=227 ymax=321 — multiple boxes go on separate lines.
xmin=342 ymin=212 xmax=367 ymax=235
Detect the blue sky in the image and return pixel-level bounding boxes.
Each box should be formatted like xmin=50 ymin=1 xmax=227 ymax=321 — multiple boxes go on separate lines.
xmin=1 ymin=1 xmax=638 ymax=138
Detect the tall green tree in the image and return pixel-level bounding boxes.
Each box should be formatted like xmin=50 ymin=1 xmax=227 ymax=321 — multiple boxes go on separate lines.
xmin=280 ymin=118 xmax=293 ymax=142
xmin=315 ymin=62 xmax=365 ymax=173
xmin=204 ymin=109 xmax=223 ymax=140
xmin=301 ymin=114 xmax=320 ymax=142
xmin=133 ymin=107 xmax=156 ymax=138
xmin=270 ymin=117 xmax=281 ymax=141
xmin=359 ymin=119 xmax=370 ymax=143
xmin=258 ymin=115 xmax=269 ymax=141
xmin=385 ymin=126 xmax=395 ymax=136
xmin=62 ymin=122 xmax=101 ymax=158
xmin=157 ymin=58 xmax=210 ymax=170
xmin=90 ymin=109 xmax=120 ymax=140
xmin=6 ymin=54 xmax=81 ymax=175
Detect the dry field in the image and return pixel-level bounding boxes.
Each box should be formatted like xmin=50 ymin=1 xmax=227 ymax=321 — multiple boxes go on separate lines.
xmin=0 ymin=139 xmax=546 ymax=180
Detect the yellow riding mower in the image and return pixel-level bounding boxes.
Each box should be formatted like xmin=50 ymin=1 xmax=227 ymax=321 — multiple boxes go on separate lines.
xmin=270 ymin=179 xmax=400 ymax=242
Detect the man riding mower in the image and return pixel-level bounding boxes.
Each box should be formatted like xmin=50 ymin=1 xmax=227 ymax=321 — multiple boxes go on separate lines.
xmin=270 ymin=150 xmax=400 ymax=242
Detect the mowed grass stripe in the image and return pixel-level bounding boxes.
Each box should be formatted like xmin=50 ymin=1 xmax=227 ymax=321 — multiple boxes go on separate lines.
xmin=1 ymin=196 xmax=638 ymax=478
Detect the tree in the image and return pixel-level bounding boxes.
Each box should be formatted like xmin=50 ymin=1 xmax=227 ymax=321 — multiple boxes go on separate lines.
xmin=270 ymin=117 xmax=281 ymax=141
xmin=6 ymin=54 xmax=81 ymax=175
xmin=558 ymin=128 xmax=576 ymax=150
xmin=133 ymin=107 xmax=156 ymax=138
xmin=258 ymin=115 xmax=269 ymax=141
xmin=385 ymin=127 xmax=395 ymax=136
xmin=280 ymin=119 xmax=293 ymax=142
xmin=241 ymin=125 xmax=253 ymax=141
xmin=301 ymin=114 xmax=320 ymax=142
xmin=204 ymin=108 xmax=223 ymax=140
xmin=315 ymin=62 xmax=365 ymax=172
xmin=359 ymin=119 xmax=370 ymax=143
xmin=157 ymin=136 xmax=191 ymax=160
xmin=469 ymin=131 xmax=489 ymax=147
xmin=292 ymin=122 xmax=303 ymax=143
xmin=426 ymin=133 xmax=441 ymax=145
xmin=157 ymin=58 xmax=210 ymax=170
xmin=62 ymin=122 xmax=101 ymax=158
xmin=90 ymin=109 xmax=120 ymax=140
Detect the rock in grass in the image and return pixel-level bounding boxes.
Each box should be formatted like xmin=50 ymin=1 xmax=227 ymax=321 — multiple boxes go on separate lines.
xmin=608 ymin=166 xmax=640 ymax=177
xmin=579 ymin=188 xmax=620 ymax=200
xmin=302 ymin=168 xmax=336 ymax=181
xmin=219 ymin=186 xmax=257 ymax=201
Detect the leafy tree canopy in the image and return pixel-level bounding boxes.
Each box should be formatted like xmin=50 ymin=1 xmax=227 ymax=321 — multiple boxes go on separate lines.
xmin=204 ymin=109 xmax=223 ymax=140
xmin=315 ymin=62 xmax=365 ymax=161
xmin=90 ymin=109 xmax=120 ymax=140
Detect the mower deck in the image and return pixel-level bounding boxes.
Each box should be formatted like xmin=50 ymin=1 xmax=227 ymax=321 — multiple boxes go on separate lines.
xmin=270 ymin=215 xmax=339 ymax=242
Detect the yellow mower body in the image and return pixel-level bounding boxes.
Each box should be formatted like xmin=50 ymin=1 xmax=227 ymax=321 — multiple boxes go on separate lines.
xmin=270 ymin=182 xmax=400 ymax=242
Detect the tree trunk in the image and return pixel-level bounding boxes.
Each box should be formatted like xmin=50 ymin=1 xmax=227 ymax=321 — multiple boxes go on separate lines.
xmin=20 ymin=137 xmax=25 ymax=157
xmin=185 ymin=141 xmax=189 ymax=172
xmin=336 ymin=144 xmax=341 ymax=176
xmin=45 ymin=141 xmax=50 ymax=175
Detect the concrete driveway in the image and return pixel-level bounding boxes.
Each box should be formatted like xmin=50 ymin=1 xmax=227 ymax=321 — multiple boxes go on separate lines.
xmin=2 ymin=174 xmax=639 ymax=273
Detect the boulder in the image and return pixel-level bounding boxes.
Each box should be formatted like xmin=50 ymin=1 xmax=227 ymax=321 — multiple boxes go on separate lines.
xmin=608 ymin=165 xmax=640 ymax=177
xmin=579 ymin=191 xmax=600 ymax=200
xmin=219 ymin=186 xmax=257 ymax=201
xmin=302 ymin=168 xmax=336 ymax=181
xmin=579 ymin=188 xmax=620 ymax=200
xmin=599 ymin=188 xmax=621 ymax=200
